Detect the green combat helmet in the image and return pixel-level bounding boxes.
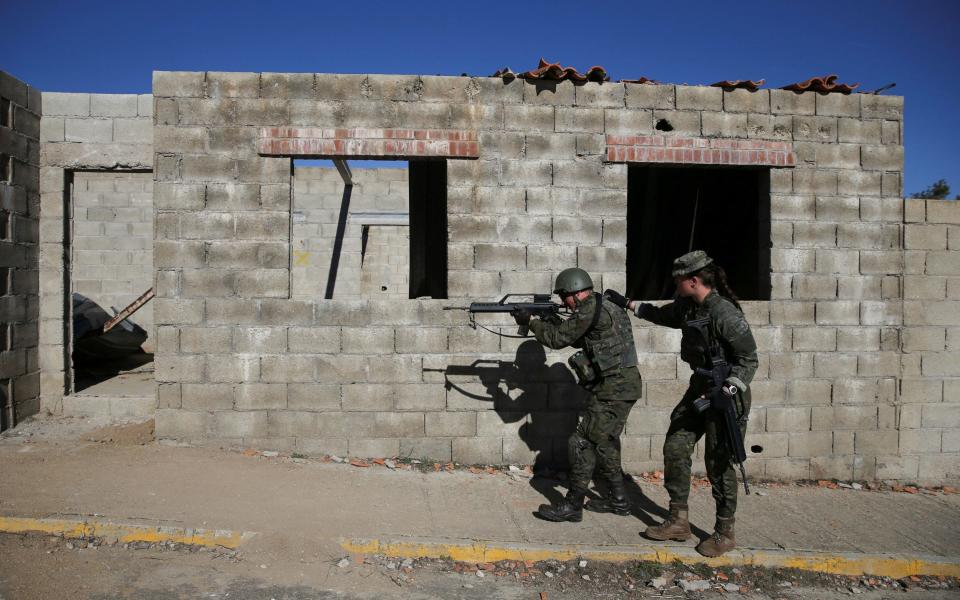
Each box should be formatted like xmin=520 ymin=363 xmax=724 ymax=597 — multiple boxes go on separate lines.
xmin=553 ymin=268 xmax=594 ymax=295
xmin=671 ymin=250 xmax=713 ymax=277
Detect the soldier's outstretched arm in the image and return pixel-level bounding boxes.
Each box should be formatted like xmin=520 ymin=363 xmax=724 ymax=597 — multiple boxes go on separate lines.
xmin=632 ymin=299 xmax=685 ymax=329
xmin=527 ymin=305 xmax=594 ymax=349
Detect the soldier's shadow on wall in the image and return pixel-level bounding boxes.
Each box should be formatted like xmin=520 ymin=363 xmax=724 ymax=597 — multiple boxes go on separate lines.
xmin=441 ymin=340 xmax=678 ymax=528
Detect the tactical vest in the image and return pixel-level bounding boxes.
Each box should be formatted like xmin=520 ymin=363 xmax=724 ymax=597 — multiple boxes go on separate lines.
xmin=581 ymin=296 xmax=639 ymax=376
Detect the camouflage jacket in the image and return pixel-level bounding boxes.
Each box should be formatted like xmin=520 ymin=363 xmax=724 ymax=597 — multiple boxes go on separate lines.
xmin=636 ymin=291 xmax=758 ymax=392
xmin=529 ymin=293 xmax=641 ymax=400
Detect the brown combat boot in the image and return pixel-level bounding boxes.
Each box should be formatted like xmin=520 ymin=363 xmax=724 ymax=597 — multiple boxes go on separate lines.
xmin=642 ymin=503 xmax=692 ymax=541
xmin=696 ymin=517 xmax=736 ymax=557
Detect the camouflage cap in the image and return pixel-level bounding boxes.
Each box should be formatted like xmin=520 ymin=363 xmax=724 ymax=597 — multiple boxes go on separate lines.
xmin=671 ymin=250 xmax=713 ymax=277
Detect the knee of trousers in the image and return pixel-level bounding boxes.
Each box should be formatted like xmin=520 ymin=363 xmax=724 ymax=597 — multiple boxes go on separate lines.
xmin=568 ymin=432 xmax=590 ymax=456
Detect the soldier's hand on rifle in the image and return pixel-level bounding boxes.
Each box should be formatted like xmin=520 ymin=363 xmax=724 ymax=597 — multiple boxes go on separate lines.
xmin=602 ymin=289 xmax=630 ymax=309
xmin=721 ymin=383 xmax=738 ymax=397
xmin=511 ymin=307 xmax=532 ymax=326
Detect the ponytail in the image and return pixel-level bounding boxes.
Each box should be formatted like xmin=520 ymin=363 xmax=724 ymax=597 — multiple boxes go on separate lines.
xmin=696 ymin=264 xmax=742 ymax=312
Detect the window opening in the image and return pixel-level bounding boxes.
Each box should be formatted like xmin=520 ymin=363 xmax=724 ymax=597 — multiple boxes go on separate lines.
xmin=0 ymin=98 xmax=11 ymax=128
xmin=292 ymin=159 xmax=447 ymax=300
xmin=626 ymin=165 xmax=771 ymax=301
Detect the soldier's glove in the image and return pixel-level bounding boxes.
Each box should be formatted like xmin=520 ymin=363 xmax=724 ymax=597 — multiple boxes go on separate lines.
xmin=603 ymin=289 xmax=629 ymax=309
xmin=635 ymin=302 xmax=655 ymax=320
xmin=511 ymin=307 xmax=531 ymax=326
xmin=721 ymin=383 xmax=738 ymax=397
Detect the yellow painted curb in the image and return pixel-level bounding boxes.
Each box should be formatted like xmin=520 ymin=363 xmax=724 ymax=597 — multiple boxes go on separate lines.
xmin=341 ymin=537 xmax=960 ymax=579
xmin=0 ymin=516 xmax=255 ymax=549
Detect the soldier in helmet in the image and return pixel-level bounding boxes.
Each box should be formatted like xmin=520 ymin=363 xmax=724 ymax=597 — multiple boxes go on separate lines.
xmin=512 ymin=267 xmax=642 ymax=522
xmin=604 ymin=251 xmax=758 ymax=557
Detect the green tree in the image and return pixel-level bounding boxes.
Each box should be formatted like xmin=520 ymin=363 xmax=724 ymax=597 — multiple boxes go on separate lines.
xmin=913 ymin=179 xmax=951 ymax=199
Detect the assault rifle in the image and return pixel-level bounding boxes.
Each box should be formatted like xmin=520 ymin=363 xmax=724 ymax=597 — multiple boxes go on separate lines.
xmin=444 ymin=294 xmax=567 ymax=337
xmin=686 ymin=317 xmax=751 ymax=495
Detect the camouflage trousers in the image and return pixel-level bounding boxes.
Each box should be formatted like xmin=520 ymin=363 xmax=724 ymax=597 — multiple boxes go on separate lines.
xmin=662 ymin=377 xmax=751 ymax=519
xmin=568 ymin=393 xmax=637 ymax=492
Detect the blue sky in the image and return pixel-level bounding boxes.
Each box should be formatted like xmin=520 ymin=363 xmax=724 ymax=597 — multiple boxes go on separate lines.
xmin=2 ymin=0 xmax=958 ymax=196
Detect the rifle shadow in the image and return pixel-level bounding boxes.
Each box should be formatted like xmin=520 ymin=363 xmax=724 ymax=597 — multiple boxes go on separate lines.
xmin=437 ymin=340 xmax=693 ymax=530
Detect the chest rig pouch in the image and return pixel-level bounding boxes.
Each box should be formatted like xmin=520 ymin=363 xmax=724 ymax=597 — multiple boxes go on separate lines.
xmin=568 ymin=294 xmax=604 ymax=385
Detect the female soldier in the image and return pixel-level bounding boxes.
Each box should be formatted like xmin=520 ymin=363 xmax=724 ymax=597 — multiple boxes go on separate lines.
xmin=604 ymin=250 xmax=758 ymax=557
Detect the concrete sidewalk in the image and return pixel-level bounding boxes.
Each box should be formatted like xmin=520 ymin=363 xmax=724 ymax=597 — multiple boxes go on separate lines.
xmin=1 ymin=417 xmax=959 ymax=579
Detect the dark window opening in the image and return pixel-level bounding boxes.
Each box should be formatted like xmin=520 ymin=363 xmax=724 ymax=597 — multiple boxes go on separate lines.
xmin=408 ymin=160 xmax=448 ymax=299
xmin=626 ymin=165 xmax=771 ymax=301
xmin=0 ymin=98 xmax=10 ymax=128
xmin=0 ymin=154 xmax=10 ymax=183
xmin=0 ymin=378 xmax=11 ymax=433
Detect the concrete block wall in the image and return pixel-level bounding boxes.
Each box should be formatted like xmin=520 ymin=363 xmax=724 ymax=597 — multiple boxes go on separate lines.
xmin=292 ymin=166 xmax=409 ymax=299
xmin=71 ymin=172 xmax=154 ymax=349
xmin=39 ymin=92 xmax=152 ymax=411
xmin=149 ymin=70 xmax=955 ymax=483
xmin=0 ymin=71 xmax=41 ymax=427
xmin=899 ymin=199 xmax=960 ymax=481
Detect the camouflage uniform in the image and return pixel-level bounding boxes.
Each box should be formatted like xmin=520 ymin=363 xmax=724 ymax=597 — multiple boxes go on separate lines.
xmin=529 ymin=293 xmax=642 ymax=491
xmin=637 ymin=290 xmax=757 ymax=518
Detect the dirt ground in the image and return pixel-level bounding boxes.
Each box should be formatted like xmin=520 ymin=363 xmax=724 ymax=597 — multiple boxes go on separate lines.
xmin=1 ymin=534 xmax=957 ymax=600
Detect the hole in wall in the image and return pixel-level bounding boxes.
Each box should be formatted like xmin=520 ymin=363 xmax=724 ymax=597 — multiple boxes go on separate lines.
xmin=655 ymin=119 xmax=674 ymax=132
xmin=750 ymin=445 xmax=763 ymax=454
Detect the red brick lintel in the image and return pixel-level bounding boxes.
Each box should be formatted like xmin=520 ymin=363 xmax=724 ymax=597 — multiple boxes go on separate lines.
xmin=605 ymin=135 xmax=795 ymax=167
xmin=259 ymin=127 xmax=479 ymax=159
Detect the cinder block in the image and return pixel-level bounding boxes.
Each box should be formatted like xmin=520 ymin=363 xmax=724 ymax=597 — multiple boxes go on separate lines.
xmin=793 ymin=275 xmax=837 ymax=299
xmin=766 ymin=406 xmax=812 ymax=432
xmin=40 ymin=116 xmax=64 ymax=142
xmin=395 ymin=328 xmax=447 ymax=354
xmin=926 ymin=200 xmax=960 ymax=224
xmin=260 ymin=72 xmax=314 ymax=99
xmin=153 ymin=71 xmax=205 ymax=97
xmin=207 ymin=72 xmax=260 ymax=98
xmin=524 ymin=133 xmax=576 ymax=160
xmin=675 ymin=86 xmax=721 ymax=111
xmin=857 ymin=351 xmax=900 ymax=376
xmin=812 ymin=352 xmax=857 ymax=377
xmin=504 ymin=105 xmax=554 ymax=132
xmin=342 ymin=383 xmax=394 ymax=411
xmin=771 ymin=248 xmax=815 ymax=273
xmin=899 ymin=429 xmax=941 ymax=454
xmin=840 ymin=171 xmax=882 ymax=197
xmin=180 ymin=326 xmax=233 ymax=353
xmin=287 ymin=383 xmax=341 ymax=411
xmin=860 ymin=301 xmax=902 ymax=326
xmin=816 ymin=93 xmax=860 ymax=117
xmin=235 ymin=383 xmax=287 ymax=410
xmin=769 ymin=301 xmax=816 ymax=325
xmin=399 ymin=438 xmax=452 ymax=462
xmin=861 ymin=145 xmax=903 ymax=171
xmin=372 ymin=412 xmax=424 ymax=437
xmin=788 ymin=431 xmax=832 ymax=457
xmin=723 ymin=89 xmax=769 ymax=113
xmin=746 ymin=432 xmax=788 ymax=458
xmin=64 ymin=118 xmax=113 ymax=143
xmin=701 ymin=112 xmax=747 ymax=138
xmin=604 ymin=109 xmax=652 ymax=135
xmin=792 ymin=327 xmax=836 ymax=351
xmin=859 ymin=251 xmax=902 ymax=275
xmin=793 ymin=116 xmax=837 ymax=142
xmin=770 ymin=195 xmax=815 ymax=221
xmin=860 ymin=95 xmax=903 ymax=120
xmin=155 ymin=409 xmax=207 ymax=439
xmin=832 ymin=377 xmax=895 ymax=405
xmin=213 ymin=410 xmax=268 ymax=438
xmin=927 ymin=252 xmax=960 ymax=276
xmin=786 ymin=378 xmax=832 ymax=405
xmin=42 ymin=92 xmax=89 ymax=116
xmin=770 ymin=89 xmax=815 ymax=115
xmin=425 ymin=412 xmax=476 ymax=437
xmin=793 ymin=169 xmax=838 ymax=195
xmin=903 ymin=327 xmax=946 ymax=352
xmin=854 ymin=430 xmax=898 ymax=455
xmin=522 ymin=80 xmax=575 ymax=106
xmin=90 ymin=94 xmax=138 ymax=117
xmin=181 ymin=383 xmax=234 ymax=410
xmin=651 ymin=110 xmax=700 ymax=137
xmin=792 ymin=223 xmax=836 ymax=247
xmin=875 ymin=455 xmax=919 ymax=480
xmin=922 ymin=352 xmax=960 ymax=377
xmin=393 ymin=384 xmax=445 ymax=411
xmin=815 ymin=250 xmax=858 ymax=274
xmin=556 ymin=107 xmax=604 ymax=133
xmin=746 ymin=114 xmax=792 ymax=140
xmin=766 ymin=353 xmax=814 ymax=380
xmin=838 ymin=118 xmax=881 ymax=144
xmin=624 ymin=83 xmax=674 ymax=109
xmin=837 ymin=327 xmax=880 ymax=351
xmin=452 ymin=437 xmax=503 ymax=464
xmin=575 ymin=82 xmax=624 ymax=107
xmin=900 ymin=378 xmax=942 ymax=404
xmin=474 ymin=244 xmax=525 ymax=270
xmin=288 ymin=327 xmax=340 ymax=353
